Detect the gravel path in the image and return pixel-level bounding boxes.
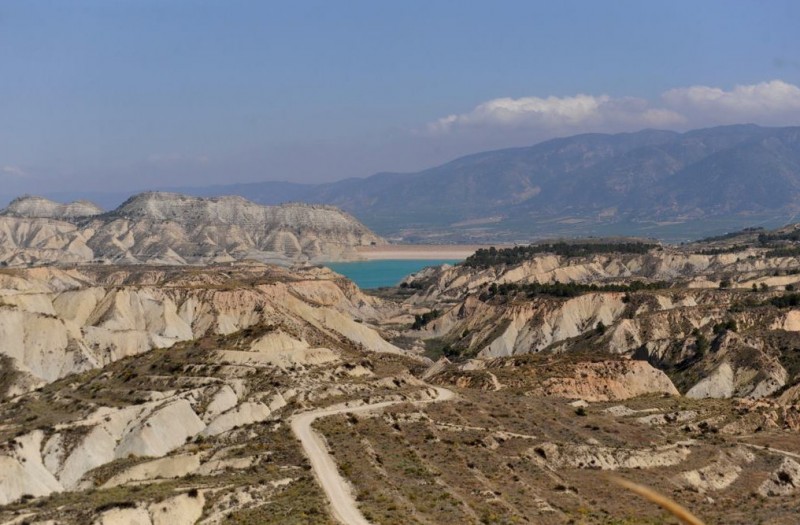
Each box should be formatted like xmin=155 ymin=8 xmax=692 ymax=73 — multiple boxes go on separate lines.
xmin=290 ymin=386 xmax=455 ymax=525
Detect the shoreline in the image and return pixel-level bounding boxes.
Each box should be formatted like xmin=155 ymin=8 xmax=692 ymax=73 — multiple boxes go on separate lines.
xmin=354 ymin=244 xmax=510 ymax=261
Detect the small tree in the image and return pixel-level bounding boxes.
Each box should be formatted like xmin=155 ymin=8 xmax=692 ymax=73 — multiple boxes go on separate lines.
xmin=695 ymin=333 xmax=709 ymax=357
xmin=713 ymin=319 xmax=738 ymax=334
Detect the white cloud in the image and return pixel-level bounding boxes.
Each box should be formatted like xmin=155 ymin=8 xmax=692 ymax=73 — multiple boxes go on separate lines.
xmin=427 ymin=93 xmax=684 ymax=135
xmin=662 ymin=80 xmax=800 ymax=124
xmin=429 ymin=94 xmax=608 ymax=132
xmin=426 ymin=80 xmax=800 ymax=137
xmin=1 ymin=165 xmax=28 ymax=178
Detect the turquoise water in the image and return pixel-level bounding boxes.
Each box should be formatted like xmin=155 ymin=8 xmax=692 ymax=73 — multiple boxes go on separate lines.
xmin=325 ymin=259 xmax=461 ymax=289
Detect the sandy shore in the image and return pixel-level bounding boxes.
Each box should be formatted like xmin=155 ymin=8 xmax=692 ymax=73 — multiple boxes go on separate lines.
xmin=355 ymin=244 xmax=510 ymax=260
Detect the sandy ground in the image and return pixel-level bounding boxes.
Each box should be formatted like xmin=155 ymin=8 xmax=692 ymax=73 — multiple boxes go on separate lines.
xmin=356 ymin=244 xmax=510 ymax=260
xmin=290 ymin=386 xmax=455 ymax=525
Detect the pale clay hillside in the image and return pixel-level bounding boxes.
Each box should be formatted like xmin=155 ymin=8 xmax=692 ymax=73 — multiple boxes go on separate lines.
xmin=0 ymin=263 xmax=400 ymax=397
xmin=0 ymin=264 xmax=414 ymax=509
xmin=0 ymin=196 xmax=104 ymax=219
xmin=4 ymin=229 xmax=800 ymax=523
xmin=0 ymin=193 xmax=384 ymax=266
xmin=401 ymin=238 xmax=800 ymax=400
xmin=0 ymin=262 xmax=684 ymax=522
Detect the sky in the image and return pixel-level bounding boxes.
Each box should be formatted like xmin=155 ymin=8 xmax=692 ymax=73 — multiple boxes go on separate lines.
xmin=1 ymin=0 xmax=800 ymax=195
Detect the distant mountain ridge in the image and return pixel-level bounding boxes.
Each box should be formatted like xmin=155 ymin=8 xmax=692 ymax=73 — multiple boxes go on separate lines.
xmin=170 ymin=124 xmax=800 ymax=241
xmin=0 ymin=192 xmax=383 ymax=266
xmin=5 ymin=124 xmax=800 ymax=242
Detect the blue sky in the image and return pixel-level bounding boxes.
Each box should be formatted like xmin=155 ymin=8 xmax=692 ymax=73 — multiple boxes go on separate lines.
xmin=1 ymin=0 xmax=800 ymax=194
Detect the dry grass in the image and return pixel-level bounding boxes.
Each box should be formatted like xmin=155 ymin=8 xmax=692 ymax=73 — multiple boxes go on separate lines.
xmin=311 ymin=387 xmax=800 ymax=524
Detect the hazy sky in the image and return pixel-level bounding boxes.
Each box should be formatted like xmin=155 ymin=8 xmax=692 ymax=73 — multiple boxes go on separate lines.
xmin=2 ymin=0 xmax=800 ymax=194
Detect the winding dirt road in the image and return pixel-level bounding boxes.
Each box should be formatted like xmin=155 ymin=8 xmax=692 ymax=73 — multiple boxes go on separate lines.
xmin=290 ymin=386 xmax=455 ymax=525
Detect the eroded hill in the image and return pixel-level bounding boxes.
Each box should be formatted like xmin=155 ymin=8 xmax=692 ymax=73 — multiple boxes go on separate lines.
xmin=0 ymin=193 xmax=384 ymax=266
xmin=392 ymin=228 xmax=800 ymax=402
xmin=3 ymin=230 xmax=800 ymax=523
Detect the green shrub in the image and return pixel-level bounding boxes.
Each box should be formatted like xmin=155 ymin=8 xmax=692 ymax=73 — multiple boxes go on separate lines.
xmin=412 ymin=310 xmax=441 ymax=330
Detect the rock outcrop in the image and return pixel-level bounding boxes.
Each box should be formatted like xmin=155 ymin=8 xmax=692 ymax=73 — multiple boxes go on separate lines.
xmin=759 ymin=457 xmax=800 ymax=497
xmin=676 ymin=447 xmax=755 ymax=493
xmin=532 ymin=441 xmax=692 ymax=470
xmin=6 ymin=220 xmax=800 ymax=523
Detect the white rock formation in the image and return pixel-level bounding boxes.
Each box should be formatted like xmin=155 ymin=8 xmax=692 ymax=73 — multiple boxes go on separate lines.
xmin=0 ymin=264 xmax=400 ymax=395
xmin=687 ymin=362 xmax=736 ymax=399
xmin=759 ymin=457 xmax=800 ymax=496
xmin=532 ymin=441 xmax=692 ymax=470
xmin=477 ymin=293 xmax=626 ymax=357
xmin=91 ymin=492 xmax=205 ymax=525
xmin=115 ymin=399 xmax=206 ymax=458
xmin=676 ymin=447 xmax=755 ymax=493
xmin=0 ymin=192 xmax=384 ymax=265
xmin=0 ymin=431 xmax=62 ymax=505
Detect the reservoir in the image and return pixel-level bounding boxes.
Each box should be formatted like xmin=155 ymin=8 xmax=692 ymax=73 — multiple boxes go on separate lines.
xmin=325 ymin=259 xmax=461 ymax=289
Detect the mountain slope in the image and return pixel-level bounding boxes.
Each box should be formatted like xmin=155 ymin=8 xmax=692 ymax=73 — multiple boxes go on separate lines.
xmin=7 ymin=125 xmax=800 ymax=242
xmin=173 ymin=124 xmax=800 ymax=241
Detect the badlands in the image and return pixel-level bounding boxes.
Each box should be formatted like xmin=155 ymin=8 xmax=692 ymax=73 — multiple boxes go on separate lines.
xmin=0 ymin=193 xmax=384 ymax=266
xmin=4 ymin=222 xmax=800 ymax=523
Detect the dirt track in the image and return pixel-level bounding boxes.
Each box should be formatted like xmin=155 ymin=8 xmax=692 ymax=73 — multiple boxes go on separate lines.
xmin=290 ymin=386 xmax=455 ymax=525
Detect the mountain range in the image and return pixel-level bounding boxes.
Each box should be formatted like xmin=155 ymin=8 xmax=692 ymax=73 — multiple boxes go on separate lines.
xmin=182 ymin=124 xmax=800 ymax=242
xmin=8 ymin=124 xmax=800 ymax=242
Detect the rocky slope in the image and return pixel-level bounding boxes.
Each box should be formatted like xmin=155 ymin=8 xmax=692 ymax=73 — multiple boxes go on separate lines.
xmin=0 ymin=192 xmax=384 ymax=266
xmin=0 ymin=262 xmax=399 ymax=397
xmin=0 ymin=263 xmax=433 ymax=514
xmin=389 ymin=230 xmax=800 ymax=403
xmin=402 ymin=247 xmax=787 ymax=302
